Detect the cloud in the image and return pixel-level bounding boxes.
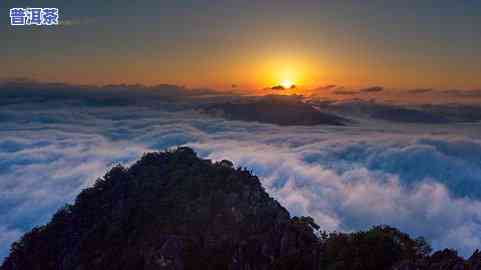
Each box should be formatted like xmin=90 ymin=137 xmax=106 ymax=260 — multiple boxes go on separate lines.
xmin=0 ymin=79 xmax=222 ymax=103
xmin=442 ymin=89 xmax=481 ymax=97
xmin=333 ymin=90 xmax=359 ymax=95
xmin=0 ymin=227 xmax=21 ymax=259
xmin=407 ymin=88 xmax=433 ymax=94
xmin=1 ymin=88 xmax=481 ymax=261
xmin=267 ymin=84 xmax=296 ymax=91
xmin=360 ymin=86 xmax=384 ymax=93
xmin=190 ymin=135 xmax=481 ymax=256
xmin=316 ymin=85 xmax=337 ymax=91
xmin=263 ymin=85 xmax=284 ymax=91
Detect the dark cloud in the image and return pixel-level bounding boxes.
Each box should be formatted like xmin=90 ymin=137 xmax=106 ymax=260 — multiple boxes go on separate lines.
xmin=270 ymin=85 xmax=286 ymax=91
xmin=316 ymin=100 xmax=481 ymax=123
xmin=0 ymin=79 xmax=221 ymax=99
xmin=407 ymin=88 xmax=433 ymax=94
xmin=333 ymin=90 xmax=359 ymax=95
xmin=441 ymin=89 xmax=463 ymax=95
xmin=268 ymin=84 xmax=296 ymax=91
xmin=0 ymin=80 xmax=233 ymax=111
xmin=360 ymin=86 xmax=384 ymax=93
xmin=442 ymin=89 xmax=481 ymax=97
xmin=316 ymin=85 xmax=337 ymax=91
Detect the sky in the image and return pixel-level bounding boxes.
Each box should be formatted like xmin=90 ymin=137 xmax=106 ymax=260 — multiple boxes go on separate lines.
xmin=2 ymin=0 xmax=481 ymax=90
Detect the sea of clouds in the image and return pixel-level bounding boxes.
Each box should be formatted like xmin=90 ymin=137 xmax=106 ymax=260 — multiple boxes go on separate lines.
xmin=1 ymin=90 xmax=481 ymax=260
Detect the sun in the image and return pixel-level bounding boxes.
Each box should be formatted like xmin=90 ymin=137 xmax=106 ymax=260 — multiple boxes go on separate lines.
xmin=281 ymin=79 xmax=294 ymax=89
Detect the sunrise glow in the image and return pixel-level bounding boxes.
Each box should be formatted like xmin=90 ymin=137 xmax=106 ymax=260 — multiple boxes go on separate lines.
xmin=281 ymin=79 xmax=294 ymax=89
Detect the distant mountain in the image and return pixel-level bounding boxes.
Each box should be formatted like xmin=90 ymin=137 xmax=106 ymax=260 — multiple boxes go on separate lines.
xmin=2 ymin=147 xmax=481 ymax=270
xmin=200 ymin=95 xmax=349 ymax=126
xmin=312 ymin=99 xmax=481 ymax=124
xmin=369 ymin=107 xmax=450 ymax=123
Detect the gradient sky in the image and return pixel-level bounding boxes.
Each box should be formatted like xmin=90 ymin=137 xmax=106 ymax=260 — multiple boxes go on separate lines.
xmin=2 ymin=0 xmax=481 ymax=90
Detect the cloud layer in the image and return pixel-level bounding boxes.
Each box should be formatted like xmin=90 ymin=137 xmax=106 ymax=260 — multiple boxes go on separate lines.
xmin=1 ymin=90 xmax=481 ymax=260
xmin=190 ymin=135 xmax=481 ymax=255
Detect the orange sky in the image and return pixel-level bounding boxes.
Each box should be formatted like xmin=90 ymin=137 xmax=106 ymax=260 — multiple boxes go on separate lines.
xmin=2 ymin=2 xmax=480 ymax=92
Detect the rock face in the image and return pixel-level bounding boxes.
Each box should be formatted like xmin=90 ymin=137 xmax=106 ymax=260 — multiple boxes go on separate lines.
xmin=1 ymin=147 xmax=480 ymax=270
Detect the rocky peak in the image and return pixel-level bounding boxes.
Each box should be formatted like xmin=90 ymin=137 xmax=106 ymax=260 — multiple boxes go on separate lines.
xmin=1 ymin=147 xmax=321 ymax=270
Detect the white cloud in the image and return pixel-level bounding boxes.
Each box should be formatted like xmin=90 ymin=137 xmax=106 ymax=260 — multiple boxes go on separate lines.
xmin=0 ymin=226 xmax=21 ymax=259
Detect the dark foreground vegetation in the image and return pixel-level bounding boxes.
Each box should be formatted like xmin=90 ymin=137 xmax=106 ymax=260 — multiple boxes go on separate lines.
xmin=2 ymin=147 xmax=480 ymax=270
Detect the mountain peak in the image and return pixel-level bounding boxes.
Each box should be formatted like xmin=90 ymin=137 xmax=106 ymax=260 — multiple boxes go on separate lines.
xmin=1 ymin=147 xmax=321 ymax=270
xmin=2 ymin=148 xmax=481 ymax=270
